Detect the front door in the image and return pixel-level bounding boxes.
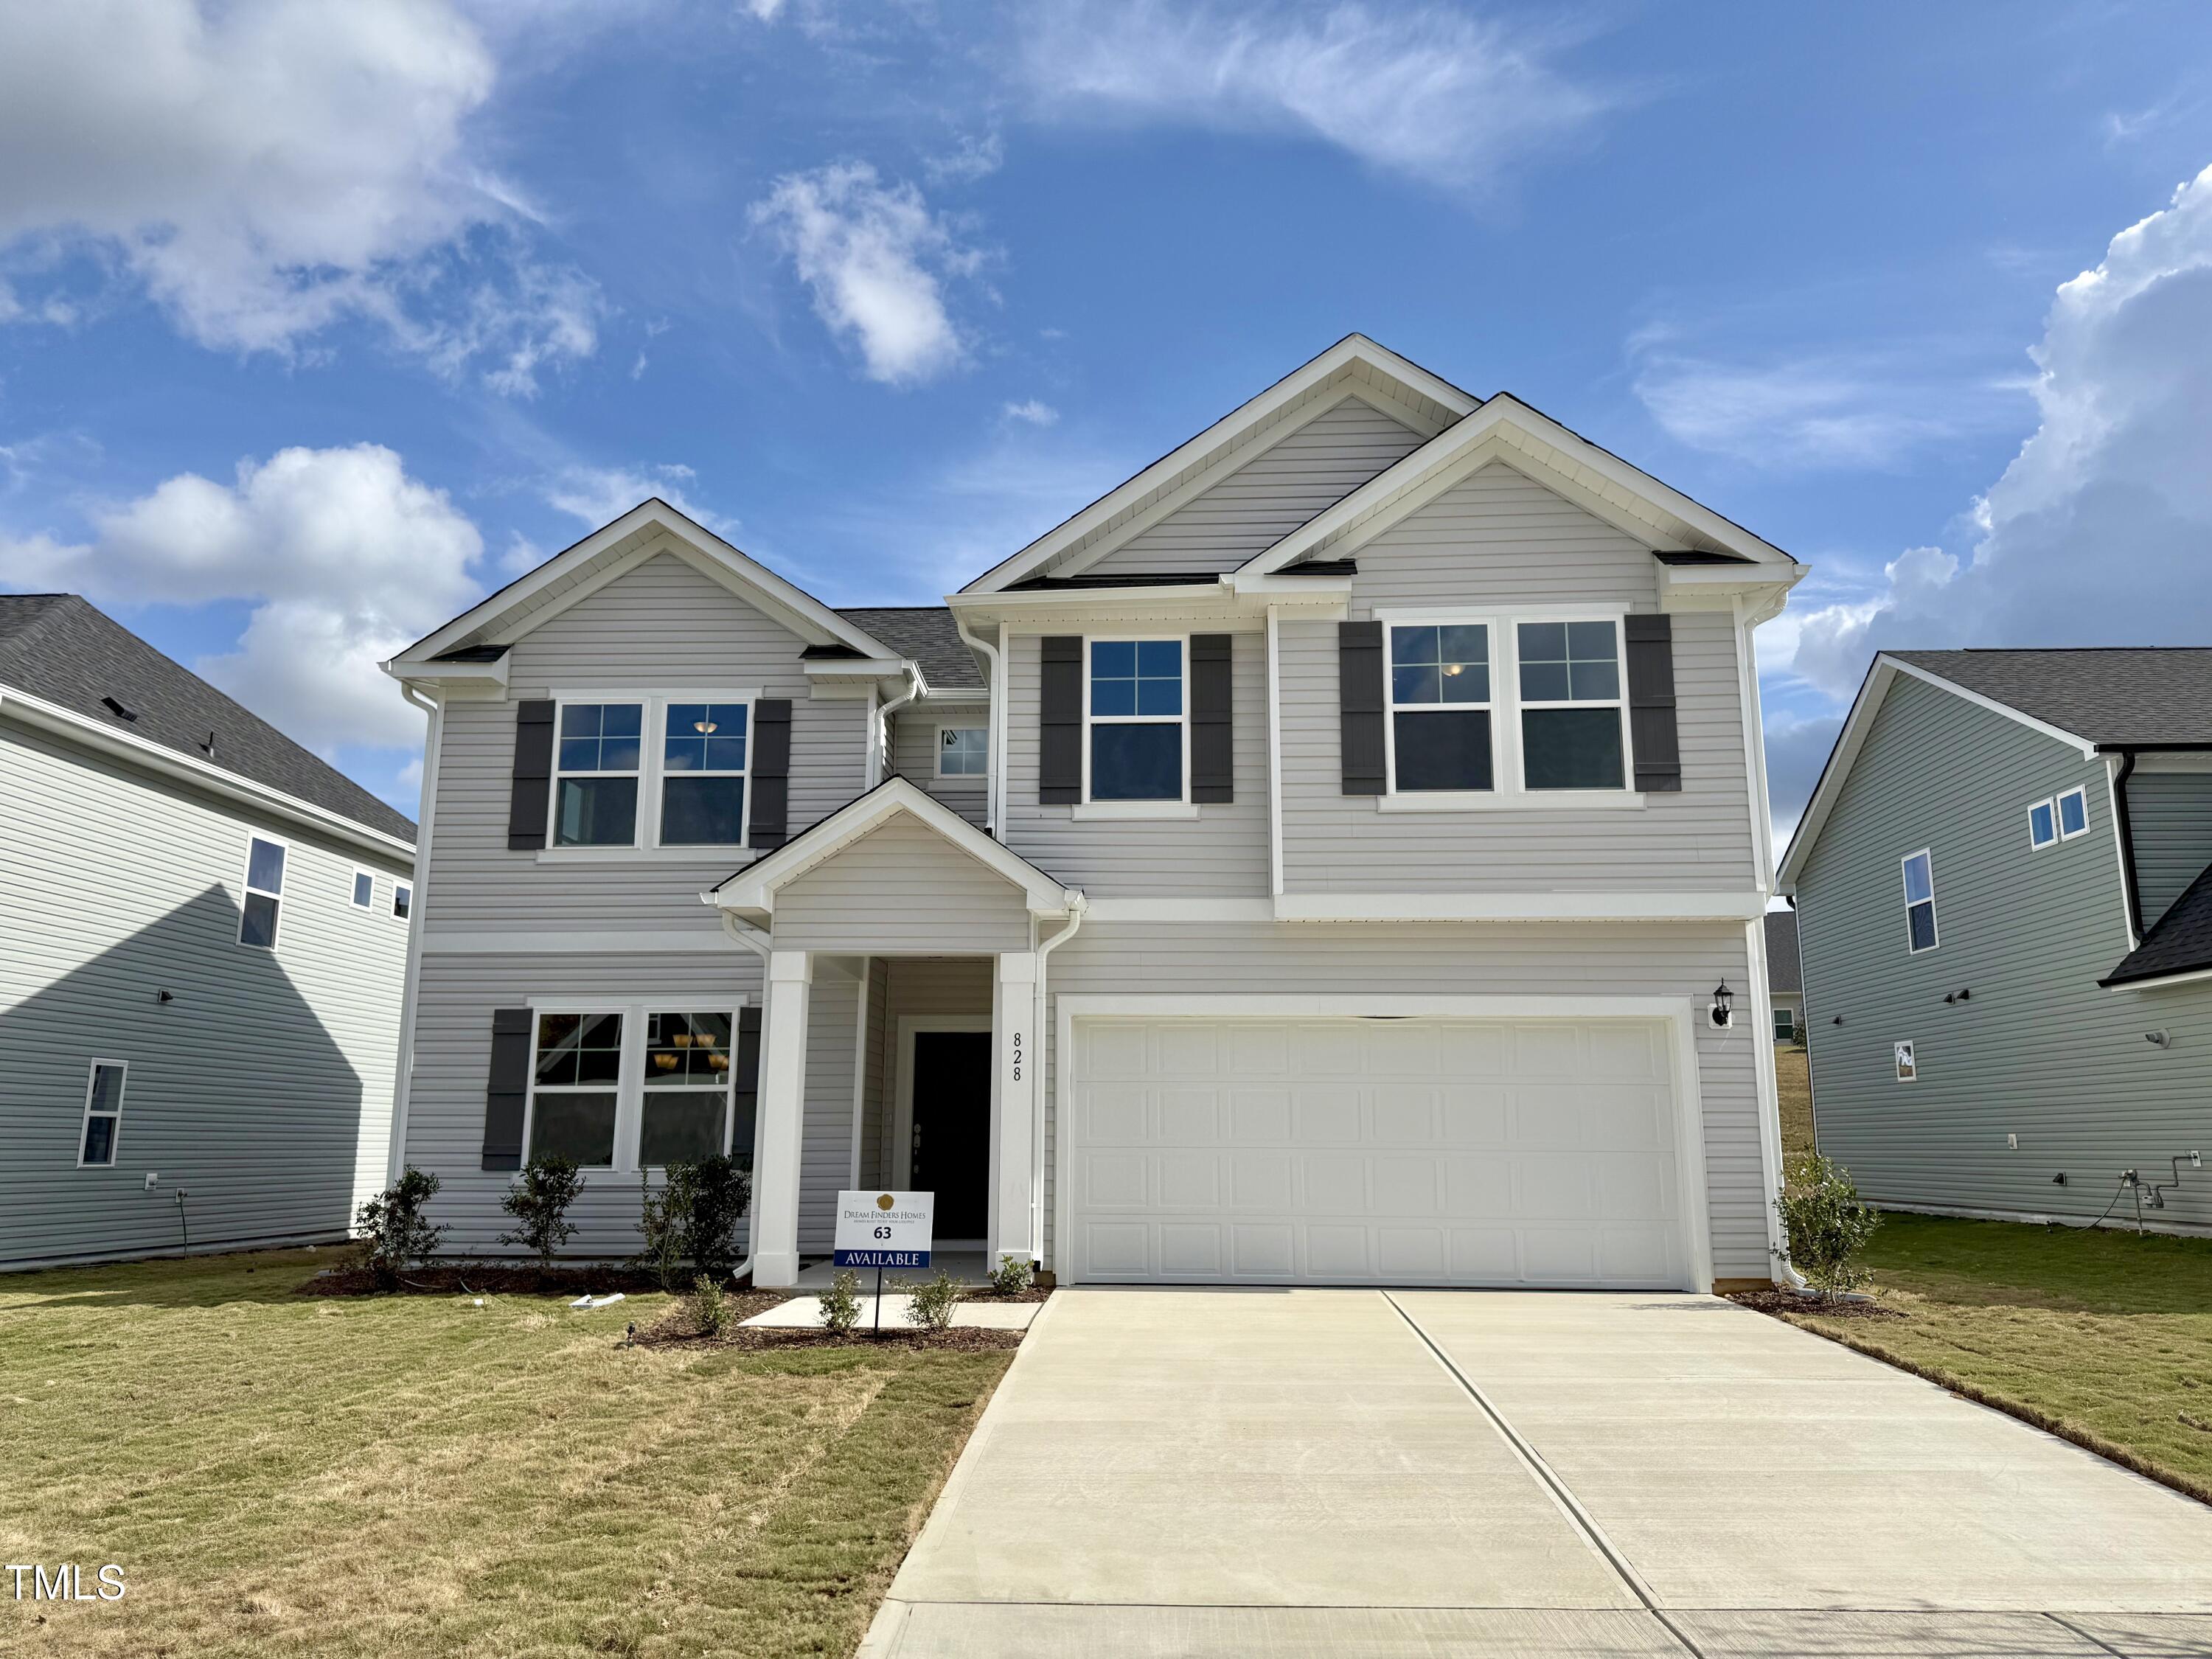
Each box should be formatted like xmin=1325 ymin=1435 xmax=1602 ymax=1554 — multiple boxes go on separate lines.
xmin=911 ymin=1030 xmax=992 ymax=1241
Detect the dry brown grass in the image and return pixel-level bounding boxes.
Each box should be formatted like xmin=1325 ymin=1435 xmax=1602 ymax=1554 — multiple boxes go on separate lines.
xmin=1773 ymin=1041 xmax=1815 ymax=1160
xmin=0 ymin=1248 xmax=1013 ymax=1656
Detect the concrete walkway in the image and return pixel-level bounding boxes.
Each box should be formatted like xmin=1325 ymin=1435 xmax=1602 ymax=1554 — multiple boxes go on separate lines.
xmin=860 ymin=1288 xmax=2212 ymax=1658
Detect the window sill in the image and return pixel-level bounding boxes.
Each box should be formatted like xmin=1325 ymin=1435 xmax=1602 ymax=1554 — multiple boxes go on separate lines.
xmin=535 ymin=846 xmax=754 ymax=864
xmin=1071 ymin=801 xmax=1200 ymax=821
xmin=931 ymin=776 xmax=988 ymax=788
xmin=1375 ymin=790 xmax=1646 ymax=813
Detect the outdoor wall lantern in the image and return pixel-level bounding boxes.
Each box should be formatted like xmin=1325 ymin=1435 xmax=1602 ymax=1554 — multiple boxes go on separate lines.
xmin=1709 ymin=981 xmax=1733 ymax=1029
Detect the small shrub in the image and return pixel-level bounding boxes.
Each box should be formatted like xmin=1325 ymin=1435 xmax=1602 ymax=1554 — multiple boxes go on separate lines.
xmin=902 ymin=1269 xmax=962 ymax=1332
xmin=818 ymin=1268 xmax=861 ymax=1335
xmin=636 ymin=1170 xmax=686 ymax=1292
xmin=354 ymin=1167 xmax=445 ymax=1290
xmin=683 ymin=1154 xmax=751 ymax=1282
xmin=498 ymin=1155 xmax=582 ymax=1272
xmin=988 ymin=1253 xmax=1034 ymax=1296
xmin=693 ymin=1273 xmax=728 ymax=1337
xmin=1774 ymin=1152 xmax=1883 ymax=1298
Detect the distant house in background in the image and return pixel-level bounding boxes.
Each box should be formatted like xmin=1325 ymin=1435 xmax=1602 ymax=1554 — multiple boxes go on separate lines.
xmin=0 ymin=596 xmax=416 ymax=1270
xmin=1780 ymin=649 xmax=2212 ymax=1236
xmin=1765 ymin=911 xmax=1803 ymax=1042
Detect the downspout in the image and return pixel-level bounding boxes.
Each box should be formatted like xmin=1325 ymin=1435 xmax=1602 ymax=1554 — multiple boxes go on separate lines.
xmin=1031 ymin=891 xmax=1088 ymax=1268
xmin=385 ymin=683 xmax=442 ymax=1186
xmin=953 ymin=612 xmax=1005 ymax=835
xmin=870 ymin=665 xmax=922 ymax=788
xmin=2112 ymin=748 xmax=2144 ymax=944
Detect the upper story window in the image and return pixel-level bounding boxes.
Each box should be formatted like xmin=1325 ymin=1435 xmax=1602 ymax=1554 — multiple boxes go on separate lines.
xmin=1902 ymin=849 xmax=1938 ymax=953
xmin=393 ymin=882 xmax=413 ymax=921
xmin=660 ymin=703 xmax=748 ymax=845
xmin=1388 ymin=624 xmax=1492 ymax=791
xmin=78 ymin=1060 xmax=126 ymax=1168
xmin=1517 ymin=620 xmax=1625 ymax=790
xmin=2028 ymin=799 xmax=2057 ymax=849
xmin=239 ymin=835 xmax=286 ymax=947
xmin=1088 ymin=639 xmax=1184 ymax=801
xmin=937 ymin=726 xmax=988 ymax=778
xmin=2026 ymin=786 xmax=2090 ymax=850
xmin=350 ymin=869 xmax=375 ymax=910
xmin=554 ymin=703 xmax=644 ymax=846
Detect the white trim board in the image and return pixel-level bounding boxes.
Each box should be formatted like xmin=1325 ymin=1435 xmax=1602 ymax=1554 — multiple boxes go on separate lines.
xmin=1051 ymin=993 xmax=1714 ymax=1294
xmin=420 ymin=928 xmax=752 ymax=956
xmin=1272 ymin=891 xmax=1769 ymax=923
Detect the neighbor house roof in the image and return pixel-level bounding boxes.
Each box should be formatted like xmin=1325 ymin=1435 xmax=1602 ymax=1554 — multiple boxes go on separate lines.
xmin=1764 ymin=910 xmax=1801 ymax=995
xmin=835 ymin=608 xmax=984 ymax=692
xmin=2101 ymin=865 xmax=2212 ymax=989
xmin=1884 ymin=649 xmax=2212 ymax=748
xmin=0 ymin=594 xmax=417 ymax=844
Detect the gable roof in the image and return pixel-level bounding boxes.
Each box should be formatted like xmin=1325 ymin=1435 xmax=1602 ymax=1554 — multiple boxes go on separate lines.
xmin=835 ymin=607 xmax=984 ymax=692
xmin=0 ymin=594 xmax=416 ymax=846
xmin=390 ymin=498 xmax=903 ymax=672
xmin=2101 ymin=862 xmax=2212 ymax=989
xmin=1885 ymin=649 xmax=2212 ymax=748
xmin=959 ymin=335 xmax=1481 ymax=594
xmin=1764 ymin=910 xmax=1801 ymax=995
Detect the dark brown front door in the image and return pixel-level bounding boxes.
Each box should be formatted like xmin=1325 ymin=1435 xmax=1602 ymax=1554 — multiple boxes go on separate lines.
xmin=911 ymin=1030 xmax=990 ymax=1240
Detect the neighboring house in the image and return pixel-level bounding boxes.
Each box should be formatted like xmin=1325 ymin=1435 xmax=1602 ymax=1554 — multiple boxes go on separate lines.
xmin=1780 ymin=649 xmax=2212 ymax=1234
xmin=1765 ymin=911 xmax=1804 ymax=1042
xmin=381 ymin=335 xmax=1806 ymax=1293
xmin=0 ymin=596 xmax=416 ymax=1270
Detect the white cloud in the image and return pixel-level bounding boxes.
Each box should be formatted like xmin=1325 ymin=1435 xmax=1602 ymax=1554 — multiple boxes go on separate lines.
xmin=1782 ymin=163 xmax=2212 ymax=700
xmin=1003 ymin=398 xmax=1058 ymax=426
xmin=0 ymin=0 xmax=598 ymax=384
xmin=750 ymin=162 xmax=981 ymax=386
xmin=543 ymin=461 xmax=734 ymax=537
xmin=925 ymin=131 xmax=1005 ymax=187
xmin=1015 ymin=1 xmax=1612 ymax=192
xmin=0 ymin=444 xmax=481 ymax=752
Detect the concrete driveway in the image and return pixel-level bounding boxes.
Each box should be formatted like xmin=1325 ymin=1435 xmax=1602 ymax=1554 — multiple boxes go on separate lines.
xmin=861 ymin=1288 xmax=2212 ymax=1658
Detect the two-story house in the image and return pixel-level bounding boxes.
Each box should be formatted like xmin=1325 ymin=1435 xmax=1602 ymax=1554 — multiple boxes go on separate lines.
xmin=382 ymin=335 xmax=1805 ymax=1292
xmin=1 ymin=595 xmax=415 ymax=1269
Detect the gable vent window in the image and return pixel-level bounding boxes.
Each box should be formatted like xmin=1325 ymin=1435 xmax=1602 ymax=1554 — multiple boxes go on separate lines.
xmin=554 ymin=703 xmax=643 ymax=846
xmin=1902 ymin=849 xmax=1938 ymax=954
xmin=1088 ymin=639 xmax=1185 ymax=801
xmin=239 ymin=835 xmax=286 ymax=948
xmin=1388 ymin=624 xmax=1492 ymax=791
xmin=1517 ymin=620 xmax=1626 ymax=790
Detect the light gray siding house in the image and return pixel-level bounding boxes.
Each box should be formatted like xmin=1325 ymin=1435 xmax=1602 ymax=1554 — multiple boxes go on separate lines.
xmin=1766 ymin=911 xmax=1804 ymax=1042
xmin=1780 ymin=650 xmax=2212 ymax=1234
xmin=383 ymin=335 xmax=1808 ymax=1292
xmin=0 ymin=596 xmax=416 ymax=1269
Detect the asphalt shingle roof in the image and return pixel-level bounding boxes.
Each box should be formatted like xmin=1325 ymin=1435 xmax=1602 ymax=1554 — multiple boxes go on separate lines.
xmin=0 ymin=594 xmax=416 ymax=844
xmin=2103 ymin=866 xmax=2212 ymax=987
xmin=837 ymin=607 xmax=985 ymax=692
xmin=1888 ymin=649 xmax=2212 ymax=748
xmin=1764 ymin=910 xmax=1801 ymax=995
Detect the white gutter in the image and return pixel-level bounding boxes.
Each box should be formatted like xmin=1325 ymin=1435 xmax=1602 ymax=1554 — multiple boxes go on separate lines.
xmin=1032 ymin=891 xmax=1088 ymax=1267
xmin=953 ymin=612 xmax=1006 ymax=833
xmin=870 ymin=667 xmax=923 ymax=789
xmin=384 ymin=684 xmax=442 ymax=1186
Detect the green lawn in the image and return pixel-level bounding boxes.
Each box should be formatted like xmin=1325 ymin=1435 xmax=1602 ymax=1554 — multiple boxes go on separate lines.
xmin=1778 ymin=1213 xmax=2212 ymax=1503
xmin=0 ymin=1249 xmax=1012 ymax=1657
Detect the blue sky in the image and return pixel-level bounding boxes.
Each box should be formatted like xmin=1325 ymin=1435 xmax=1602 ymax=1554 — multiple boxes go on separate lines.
xmin=4 ymin=1 xmax=2212 ymax=838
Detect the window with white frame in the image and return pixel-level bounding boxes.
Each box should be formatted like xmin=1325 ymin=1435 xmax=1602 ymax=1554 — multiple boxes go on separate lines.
xmin=1517 ymin=620 xmax=1627 ymax=790
xmin=2028 ymin=798 xmax=2058 ymax=849
xmin=349 ymin=868 xmax=375 ymax=910
xmin=524 ymin=1004 xmax=747 ymax=1172
xmin=660 ymin=703 xmax=748 ymax=845
xmin=1902 ymin=849 xmax=1938 ymax=953
xmin=77 ymin=1060 xmax=126 ymax=1167
xmin=239 ymin=835 xmax=286 ymax=947
xmin=554 ymin=703 xmax=644 ymax=846
xmin=936 ymin=726 xmax=987 ymax=779
xmin=2057 ymin=786 xmax=2089 ymax=839
xmin=1088 ymin=639 xmax=1184 ymax=801
xmin=1388 ymin=622 xmax=1492 ymax=791
xmin=1772 ymin=1004 xmax=1796 ymax=1040
xmin=393 ymin=881 xmax=412 ymax=921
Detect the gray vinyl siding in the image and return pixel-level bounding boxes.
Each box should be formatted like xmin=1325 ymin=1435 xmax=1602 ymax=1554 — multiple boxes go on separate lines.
xmin=1001 ymin=629 xmax=1270 ymax=898
xmin=1795 ymin=674 xmax=2212 ymax=1230
xmin=1085 ymin=395 xmax=1427 ymax=577
xmin=1037 ymin=920 xmax=1770 ymax=1281
xmin=2129 ymin=771 xmax=2212 ymax=928
xmin=773 ymin=815 xmax=1034 ymax=954
xmin=887 ymin=704 xmax=990 ymax=827
xmin=0 ymin=723 xmax=410 ymax=1269
xmin=861 ymin=957 xmax=994 ymax=1187
xmin=799 ymin=966 xmax=859 ymax=1251
xmin=1279 ymin=462 xmax=1757 ymax=894
xmin=421 ymin=550 xmax=868 ymax=934
xmin=858 ymin=959 xmax=888 ymax=1186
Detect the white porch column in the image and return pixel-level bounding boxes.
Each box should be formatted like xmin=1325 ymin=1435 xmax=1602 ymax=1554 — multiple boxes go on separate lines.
xmin=987 ymin=951 xmax=1040 ymax=1266
xmin=753 ymin=950 xmax=812 ymax=1288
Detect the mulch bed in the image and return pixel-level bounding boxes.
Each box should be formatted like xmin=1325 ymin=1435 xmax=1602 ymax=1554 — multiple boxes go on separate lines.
xmin=1728 ymin=1288 xmax=1907 ymax=1323
xmin=298 ymin=1264 xmax=678 ymax=1298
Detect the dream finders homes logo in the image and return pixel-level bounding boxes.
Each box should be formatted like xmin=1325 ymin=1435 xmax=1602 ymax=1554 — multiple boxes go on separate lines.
xmin=7 ymin=1563 xmax=126 ymax=1602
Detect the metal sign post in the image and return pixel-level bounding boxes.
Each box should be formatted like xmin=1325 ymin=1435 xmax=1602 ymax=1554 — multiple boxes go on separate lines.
xmin=832 ymin=1191 xmax=935 ymax=1335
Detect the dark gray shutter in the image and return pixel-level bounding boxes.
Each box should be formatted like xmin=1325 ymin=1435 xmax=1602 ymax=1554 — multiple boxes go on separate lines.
xmin=1191 ymin=633 xmax=1234 ymax=803
xmin=1040 ymin=636 xmax=1082 ymax=804
xmin=748 ymin=699 xmax=792 ymax=848
xmin=507 ymin=700 xmax=555 ymax=850
xmin=482 ymin=1007 xmax=532 ymax=1171
xmin=1339 ymin=621 xmax=1385 ymax=795
xmin=1624 ymin=615 xmax=1682 ymax=793
xmin=730 ymin=1006 xmax=762 ymax=1164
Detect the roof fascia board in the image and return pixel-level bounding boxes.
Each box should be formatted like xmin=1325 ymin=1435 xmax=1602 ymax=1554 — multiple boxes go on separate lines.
xmin=0 ymin=687 xmax=416 ymax=860
xmin=960 ymin=336 xmax=1479 ymax=595
xmin=709 ymin=779 xmax=1074 ymax=914
xmin=385 ymin=656 xmax=510 ymax=690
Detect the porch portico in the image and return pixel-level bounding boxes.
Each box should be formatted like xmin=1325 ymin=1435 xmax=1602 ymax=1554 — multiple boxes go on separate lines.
xmin=708 ymin=780 xmax=1082 ymax=1288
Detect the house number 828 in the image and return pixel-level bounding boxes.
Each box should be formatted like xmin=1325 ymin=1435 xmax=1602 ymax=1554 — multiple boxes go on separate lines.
xmin=1010 ymin=1031 xmax=1022 ymax=1083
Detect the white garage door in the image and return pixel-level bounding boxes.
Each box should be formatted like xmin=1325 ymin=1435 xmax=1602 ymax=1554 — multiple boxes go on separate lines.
xmin=1064 ymin=1015 xmax=1691 ymax=1289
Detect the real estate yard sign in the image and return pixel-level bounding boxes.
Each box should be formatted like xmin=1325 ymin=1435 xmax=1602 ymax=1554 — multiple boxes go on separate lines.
xmin=833 ymin=1191 xmax=933 ymax=1270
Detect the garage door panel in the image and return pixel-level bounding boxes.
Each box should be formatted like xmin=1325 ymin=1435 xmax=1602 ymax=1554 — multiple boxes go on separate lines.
xmin=1068 ymin=1016 xmax=1688 ymax=1290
